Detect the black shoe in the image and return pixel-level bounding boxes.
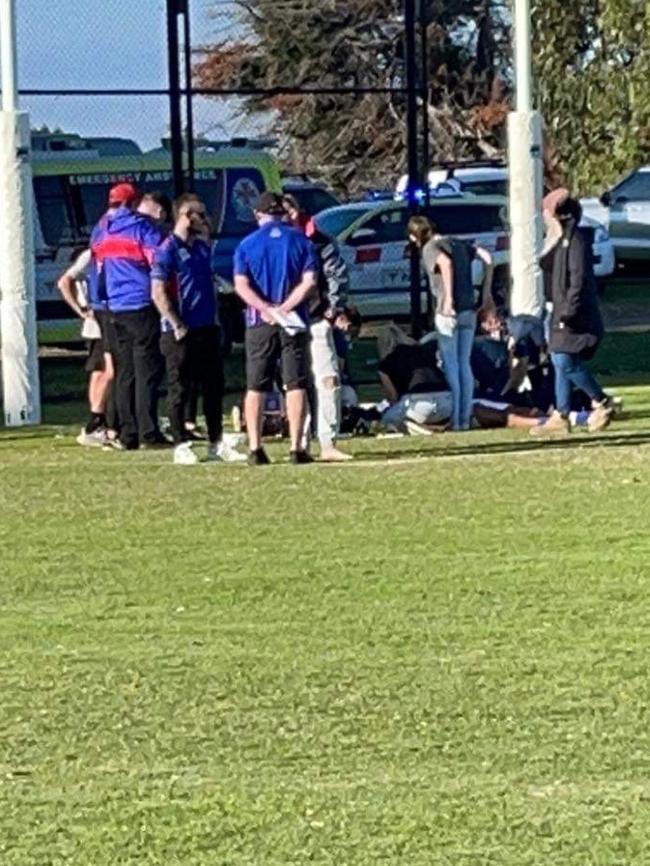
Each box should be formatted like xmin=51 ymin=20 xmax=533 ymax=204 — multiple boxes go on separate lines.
xmin=140 ymin=433 xmax=174 ymax=450
xmin=114 ymin=438 xmax=138 ymax=451
xmin=247 ymin=448 xmax=271 ymax=466
xmin=290 ymin=449 xmax=314 ymax=465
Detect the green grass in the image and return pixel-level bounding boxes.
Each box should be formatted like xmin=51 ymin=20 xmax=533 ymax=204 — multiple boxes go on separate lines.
xmin=4 ymin=338 xmax=650 ymax=864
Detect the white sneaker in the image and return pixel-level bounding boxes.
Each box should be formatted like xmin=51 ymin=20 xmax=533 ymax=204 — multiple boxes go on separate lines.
xmin=76 ymin=427 xmax=108 ymax=448
xmin=173 ymin=442 xmax=199 ymax=465
xmin=405 ymin=420 xmax=434 ymax=437
xmin=207 ymin=441 xmax=248 ymax=463
xmin=223 ymin=431 xmax=247 ymax=449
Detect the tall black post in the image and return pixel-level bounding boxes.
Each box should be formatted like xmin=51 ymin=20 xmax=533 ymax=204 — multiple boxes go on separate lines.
xmin=181 ymin=0 xmax=195 ymax=192
xmin=419 ymin=0 xmax=430 ymax=209
xmin=166 ymin=0 xmax=184 ymax=197
xmin=419 ymin=0 xmax=433 ymax=328
xmin=405 ymin=0 xmax=421 ymax=338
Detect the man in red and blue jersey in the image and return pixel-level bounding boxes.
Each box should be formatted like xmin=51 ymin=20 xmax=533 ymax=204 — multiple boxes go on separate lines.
xmin=233 ymin=191 xmax=318 ymax=465
xmin=92 ymin=187 xmax=170 ymax=450
xmin=151 ymin=193 xmax=245 ymax=465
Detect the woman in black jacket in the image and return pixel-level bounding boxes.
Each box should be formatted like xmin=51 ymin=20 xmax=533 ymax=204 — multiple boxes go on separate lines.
xmin=533 ymin=196 xmax=610 ymax=435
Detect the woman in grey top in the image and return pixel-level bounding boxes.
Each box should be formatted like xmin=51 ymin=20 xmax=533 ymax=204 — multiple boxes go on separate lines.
xmin=408 ymin=216 xmax=494 ymax=430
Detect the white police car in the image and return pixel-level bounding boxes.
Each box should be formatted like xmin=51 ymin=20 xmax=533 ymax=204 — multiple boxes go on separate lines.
xmin=396 ymin=165 xmax=615 ymax=281
xmin=316 ymin=194 xmax=510 ymax=318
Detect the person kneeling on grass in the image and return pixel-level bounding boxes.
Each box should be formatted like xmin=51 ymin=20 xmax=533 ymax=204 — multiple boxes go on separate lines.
xmin=378 ymin=338 xmax=454 ymax=434
xmin=151 ymin=193 xmax=246 ymax=466
xmin=376 ymin=337 xmax=533 ymax=434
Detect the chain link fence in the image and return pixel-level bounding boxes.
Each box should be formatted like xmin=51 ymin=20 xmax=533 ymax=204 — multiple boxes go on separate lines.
xmin=20 ymin=0 xmax=509 ymax=341
xmin=189 ymin=0 xmax=412 ymax=195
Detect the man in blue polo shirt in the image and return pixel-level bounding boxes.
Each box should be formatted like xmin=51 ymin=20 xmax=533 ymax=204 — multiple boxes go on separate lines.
xmin=234 ymin=191 xmax=318 ymax=465
xmin=152 ymin=193 xmax=246 ymax=466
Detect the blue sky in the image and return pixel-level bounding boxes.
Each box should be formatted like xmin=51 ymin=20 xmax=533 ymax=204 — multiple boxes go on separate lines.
xmin=15 ymin=0 xmax=249 ymax=150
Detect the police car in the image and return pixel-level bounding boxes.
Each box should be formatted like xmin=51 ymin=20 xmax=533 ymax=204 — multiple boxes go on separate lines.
xmin=316 ymin=194 xmax=510 ymax=318
xmin=395 ymin=164 xmax=615 ymax=281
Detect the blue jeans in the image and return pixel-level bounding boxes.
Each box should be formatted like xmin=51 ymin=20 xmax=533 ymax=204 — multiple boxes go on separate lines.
xmin=551 ymin=351 xmax=606 ymax=415
xmin=382 ymin=390 xmax=453 ymax=429
xmin=437 ymin=310 xmax=476 ymax=430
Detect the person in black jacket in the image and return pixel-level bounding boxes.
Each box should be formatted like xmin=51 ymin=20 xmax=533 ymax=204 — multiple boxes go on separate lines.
xmin=532 ymin=194 xmax=610 ymax=436
xmin=283 ymin=195 xmax=352 ymax=461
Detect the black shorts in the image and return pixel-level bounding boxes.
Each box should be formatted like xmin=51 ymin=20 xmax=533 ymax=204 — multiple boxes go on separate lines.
xmin=245 ymin=324 xmax=309 ymax=392
xmin=84 ymin=310 xmax=116 ymax=373
xmin=473 ymin=401 xmax=510 ymax=429
xmin=85 ymin=338 xmax=106 ymax=373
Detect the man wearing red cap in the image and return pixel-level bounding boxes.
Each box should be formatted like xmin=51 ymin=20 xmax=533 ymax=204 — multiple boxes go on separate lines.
xmin=108 ymin=182 xmax=138 ymax=209
xmin=92 ymin=186 xmax=170 ymax=450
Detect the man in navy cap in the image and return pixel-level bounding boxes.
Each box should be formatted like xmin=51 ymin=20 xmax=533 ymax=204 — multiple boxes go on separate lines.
xmin=234 ymin=191 xmax=318 ymax=465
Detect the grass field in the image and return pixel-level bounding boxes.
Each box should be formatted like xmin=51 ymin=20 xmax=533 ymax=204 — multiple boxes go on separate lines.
xmin=3 ymin=320 xmax=650 ymax=864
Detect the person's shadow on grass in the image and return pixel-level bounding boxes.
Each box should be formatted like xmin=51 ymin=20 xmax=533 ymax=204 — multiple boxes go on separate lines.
xmin=352 ymin=429 xmax=650 ymax=463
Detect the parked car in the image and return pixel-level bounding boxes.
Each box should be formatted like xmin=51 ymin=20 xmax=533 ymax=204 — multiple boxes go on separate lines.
xmin=282 ymin=177 xmax=340 ymax=214
xmin=395 ymin=163 xmax=507 ymax=200
xmin=581 ymin=215 xmax=616 ymax=286
xmin=315 ymin=196 xmax=510 ymax=318
xmin=581 ymin=166 xmax=650 ymax=264
xmin=399 ymin=164 xmax=615 ymax=281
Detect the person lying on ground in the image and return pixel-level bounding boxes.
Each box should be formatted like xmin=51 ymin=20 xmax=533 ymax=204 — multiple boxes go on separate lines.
xmin=472 ymin=400 xmax=606 ymax=433
xmin=378 ymin=338 xmax=453 ymax=433
xmin=377 ymin=334 xmax=611 ymax=436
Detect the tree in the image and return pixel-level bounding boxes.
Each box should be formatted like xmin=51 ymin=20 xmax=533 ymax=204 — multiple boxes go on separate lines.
xmin=532 ymin=0 xmax=650 ymax=193
xmin=194 ymin=1 xmax=509 ymax=193
xmin=195 ymin=1 xmax=648 ymax=195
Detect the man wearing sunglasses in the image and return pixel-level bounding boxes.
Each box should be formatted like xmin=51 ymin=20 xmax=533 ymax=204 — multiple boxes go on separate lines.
xmin=151 ymin=193 xmax=245 ymax=465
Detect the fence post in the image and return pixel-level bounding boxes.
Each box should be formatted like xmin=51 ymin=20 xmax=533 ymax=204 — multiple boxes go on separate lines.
xmin=180 ymin=0 xmax=195 ymax=191
xmin=166 ymin=0 xmax=184 ymax=197
xmin=418 ymin=0 xmax=433 ymax=328
xmin=405 ymin=0 xmax=422 ymax=338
